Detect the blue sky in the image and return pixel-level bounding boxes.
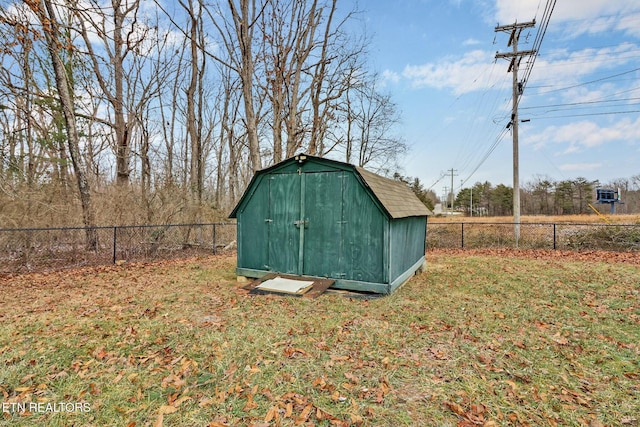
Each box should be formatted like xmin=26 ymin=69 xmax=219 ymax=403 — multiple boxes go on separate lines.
xmin=359 ymin=0 xmax=640 ymax=194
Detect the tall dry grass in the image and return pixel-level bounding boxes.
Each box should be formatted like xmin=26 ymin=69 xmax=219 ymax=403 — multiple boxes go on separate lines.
xmin=0 ymin=182 xmax=233 ymax=229
xmin=431 ymin=213 xmax=640 ymax=224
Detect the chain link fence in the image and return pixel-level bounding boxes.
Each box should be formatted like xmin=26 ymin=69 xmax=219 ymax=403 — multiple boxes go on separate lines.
xmin=0 ymin=223 xmax=237 ymax=274
xmin=3 ymin=221 xmax=639 ymax=274
xmin=427 ymin=222 xmax=640 ymax=251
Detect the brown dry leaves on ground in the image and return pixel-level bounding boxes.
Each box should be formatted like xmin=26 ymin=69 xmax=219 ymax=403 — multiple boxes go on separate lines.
xmin=1 ymin=250 xmax=639 ymax=426
xmin=431 ymin=247 xmax=640 ymax=265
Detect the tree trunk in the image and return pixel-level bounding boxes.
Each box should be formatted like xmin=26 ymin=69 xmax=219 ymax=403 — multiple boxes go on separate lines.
xmin=185 ymin=0 xmax=202 ymax=201
xmin=113 ymin=0 xmax=130 ymax=185
xmin=38 ymin=0 xmax=98 ymax=249
xmin=228 ymin=0 xmax=262 ymax=172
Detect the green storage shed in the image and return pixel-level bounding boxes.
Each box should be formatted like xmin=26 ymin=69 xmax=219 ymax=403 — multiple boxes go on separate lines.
xmin=229 ymin=154 xmax=432 ymax=294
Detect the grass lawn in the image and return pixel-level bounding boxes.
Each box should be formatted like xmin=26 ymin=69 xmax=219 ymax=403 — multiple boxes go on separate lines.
xmin=1 ymin=251 xmax=639 ymax=426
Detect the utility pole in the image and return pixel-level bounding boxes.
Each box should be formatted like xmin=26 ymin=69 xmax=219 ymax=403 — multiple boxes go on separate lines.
xmin=462 ymin=179 xmax=473 ymax=217
xmin=443 ymin=186 xmax=449 ymax=213
xmin=449 ymin=169 xmax=458 ymax=215
xmin=495 ymin=20 xmax=536 ymax=247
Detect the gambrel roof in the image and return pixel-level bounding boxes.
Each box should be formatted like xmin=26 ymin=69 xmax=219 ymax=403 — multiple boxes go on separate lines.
xmin=230 ymin=154 xmax=432 ymax=219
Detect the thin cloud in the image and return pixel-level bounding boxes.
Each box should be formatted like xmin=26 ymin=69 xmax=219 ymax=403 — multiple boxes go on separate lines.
xmin=559 ymin=162 xmax=602 ymax=172
xmin=525 ymin=118 xmax=640 ymax=153
xmin=402 ymin=50 xmax=502 ymax=95
xmin=381 ymin=69 xmax=400 ymax=85
xmin=398 ymin=41 xmax=639 ymax=98
xmin=495 ymin=0 xmax=640 ymax=26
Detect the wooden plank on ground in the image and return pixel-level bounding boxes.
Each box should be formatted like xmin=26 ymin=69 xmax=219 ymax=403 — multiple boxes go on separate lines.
xmin=242 ymin=274 xmax=334 ymax=298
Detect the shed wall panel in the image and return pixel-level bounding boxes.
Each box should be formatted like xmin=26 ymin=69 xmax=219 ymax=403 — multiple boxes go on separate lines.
xmin=389 ymin=217 xmax=427 ymax=281
xmin=237 ymin=179 xmax=269 ymax=270
xmin=342 ymin=173 xmax=385 ymax=283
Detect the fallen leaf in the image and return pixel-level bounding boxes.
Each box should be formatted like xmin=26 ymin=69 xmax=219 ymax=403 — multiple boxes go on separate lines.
xmin=443 ymin=400 xmax=465 ymax=416
xmin=19 ymin=374 xmax=35 ymax=384
xmin=242 ymin=394 xmax=257 ymax=411
xmin=172 ymin=395 xmax=192 ymax=408
xmin=551 ymin=333 xmax=569 ymax=345
xmin=295 ymin=403 xmax=313 ymax=423
xmin=381 ymin=356 xmax=390 ymax=368
xmin=198 ymin=397 xmax=214 ymax=407
xmin=159 ymin=405 xmax=177 ymax=415
xmin=283 ymin=347 xmax=308 ymax=358
xmin=350 ymin=413 xmax=364 ymax=424
xmin=477 ymin=354 xmax=493 ymax=364
xmin=264 ymin=406 xmax=278 ymax=423
xmin=344 ymin=372 xmax=359 ymax=384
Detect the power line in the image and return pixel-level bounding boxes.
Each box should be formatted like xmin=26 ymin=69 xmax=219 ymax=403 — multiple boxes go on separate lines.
xmin=522 ymin=97 xmax=640 ymax=108
xmin=518 ymin=0 xmax=556 ymax=106
xmin=536 ymin=67 xmax=640 ymax=95
xmin=529 ymin=109 xmax=640 ymax=119
xmin=459 ymin=127 xmax=510 ymax=188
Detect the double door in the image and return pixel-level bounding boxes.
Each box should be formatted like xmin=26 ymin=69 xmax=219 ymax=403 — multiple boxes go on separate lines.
xmin=266 ymin=171 xmax=344 ymax=277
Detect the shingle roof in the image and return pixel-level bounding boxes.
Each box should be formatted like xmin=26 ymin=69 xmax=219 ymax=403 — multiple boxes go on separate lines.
xmin=355 ymin=167 xmax=432 ymax=219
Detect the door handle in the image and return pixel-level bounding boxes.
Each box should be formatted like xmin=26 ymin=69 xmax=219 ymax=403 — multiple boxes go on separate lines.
xmin=294 ymin=219 xmax=309 ymax=228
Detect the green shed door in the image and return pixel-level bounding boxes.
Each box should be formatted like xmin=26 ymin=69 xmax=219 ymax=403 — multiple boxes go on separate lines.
xmin=267 ymin=173 xmax=301 ymax=274
xmin=302 ymin=172 xmax=344 ymax=277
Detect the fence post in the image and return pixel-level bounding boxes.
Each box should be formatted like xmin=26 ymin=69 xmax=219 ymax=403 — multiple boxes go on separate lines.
xmin=212 ymin=223 xmax=217 ymax=254
xmin=553 ymin=223 xmax=557 ymax=250
xmin=112 ymin=226 xmax=117 ymax=263
xmin=461 ymin=223 xmax=465 ymax=248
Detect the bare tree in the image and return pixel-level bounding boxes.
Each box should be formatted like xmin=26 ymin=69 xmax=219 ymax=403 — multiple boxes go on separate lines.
xmin=307 ymin=2 xmax=367 ymax=158
xmin=261 ymin=0 xmax=316 ymax=160
xmin=74 ymin=0 xmax=155 ymax=186
xmin=341 ymin=72 xmax=405 ymax=171
xmin=178 ymin=0 xmax=206 ymax=201
xmin=219 ymin=0 xmax=264 ymax=173
xmin=259 ymin=0 xmax=365 ymax=161
xmin=0 ymin=5 xmax=39 ymax=187
xmin=31 ymin=0 xmax=98 ymax=248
